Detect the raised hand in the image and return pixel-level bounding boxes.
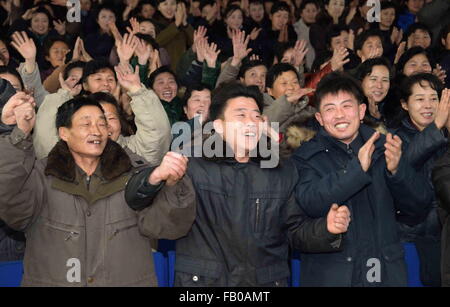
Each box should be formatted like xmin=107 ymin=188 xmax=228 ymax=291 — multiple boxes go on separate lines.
xmin=434 ymin=88 xmax=450 ymax=129
xmin=358 ymin=131 xmax=380 ymax=172
xmin=327 ymin=204 xmax=351 ymax=234
xmin=394 ymin=41 xmax=406 ymax=64
xmin=249 ymin=54 xmax=260 ymax=61
xmin=21 ymin=7 xmax=38 ymax=20
xmin=116 ymin=33 xmax=138 ymax=64
xmin=330 ymin=47 xmax=350 ymax=72
xmin=59 ymin=72 xmax=82 ymax=96
xmin=204 ymin=42 xmax=221 ymax=68
xmin=135 ymin=38 xmax=152 ymax=65
xmin=361 ymin=46 xmax=382 ymax=62
xmin=126 ymin=17 xmax=140 ymax=35
xmin=347 ymin=29 xmax=355 ymax=50
xmin=53 ymin=19 xmax=66 ymax=36
xmin=13 ymin=98 xmax=36 ymax=136
xmin=148 ymin=151 xmax=189 ymax=186
xmin=286 ymin=87 xmax=315 ymax=104
xmin=194 ymin=35 xmax=207 ymax=63
xmin=78 ymin=38 xmax=93 ymax=62
xmin=249 ymin=27 xmax=261 ymax=41
xmin=278 ymin=25 xmax=288 ymax=43
xmin=114 ymin=63 xmax=141 ymax=93
xmin=433 ymin=64 xmax=447 ymax=84
xmin=384 ymin=133 xmax=402 ymax=175
xmin=231 ymin=29 xmax=252 ymax=66
xmin=391 ymin=27 xmax=403 ymax=45
xmin=149 ymin=49 xmax=161 ymax=75
xmin=175 ymin=2 xmax=188 ymax=27
xmin=292 ymin=40 xmax=308 ymax=68
xmin=1 ymin=92 xmax=35 ymax=125
xmin=11 ymin=31 xmax=36 ymax=61
xmin=192 ymin=25 xmax=207 ymax=53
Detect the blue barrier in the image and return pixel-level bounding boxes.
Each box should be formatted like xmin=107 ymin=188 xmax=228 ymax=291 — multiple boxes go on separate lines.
xmin=0 ymin=261 xmax=23 ymax=287
xmin=0 ymin=242 xmax=428 ymax=287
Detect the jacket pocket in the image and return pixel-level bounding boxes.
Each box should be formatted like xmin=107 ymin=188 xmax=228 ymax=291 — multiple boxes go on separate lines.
xmin=175 ymin=255 xmax=222 ymax=287
xmin=249 ymin=193 xmax=286 ymax=234
xmin=255 ymin=263 xmax=290 ymax=287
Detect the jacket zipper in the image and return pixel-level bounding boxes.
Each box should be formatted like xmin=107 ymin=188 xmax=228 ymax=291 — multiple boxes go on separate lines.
xmin=46 ymin=223 xmax=79 ymax=241
xmin=255 ymin=198 xmax=260 ymax=232
xmin=109 ymin=224 xmax=137 ymax=240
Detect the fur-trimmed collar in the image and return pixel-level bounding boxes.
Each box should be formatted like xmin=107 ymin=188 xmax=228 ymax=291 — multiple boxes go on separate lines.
xmin=45 ymin=139 xmax=132 ymax=182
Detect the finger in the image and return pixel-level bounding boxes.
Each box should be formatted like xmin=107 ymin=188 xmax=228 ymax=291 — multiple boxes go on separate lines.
xmin=365 ymin=131 xmax=380 ymax=146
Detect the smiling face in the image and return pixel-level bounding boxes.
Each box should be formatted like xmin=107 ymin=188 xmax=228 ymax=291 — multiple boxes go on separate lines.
xmin=225 ymin=9 xmax=244 ymax=30
xmin=403 ymin=53 xmax=432 ymax=76
xmin=315 ymin=91 xmax=366 ymax=145
xmin=409 ymin=29 xmax=431 ymax=49
xmin=213 ymin=96 xmax=263 ymax=161
xmin=357 ymin=36 xmax=383 ymax=60
xmin=271 ymin=9 xmax=289 ymax=31
xmin=158 ymin=0 xmax=177 ymax=19
xmin=401 ymin=81 xmax=439 ymax=131
xmin=184 ymin=89 xmax=211 ymax=121
xmin=241 ymin=65 xmax=267 ymax=92
xmin=361 ymin=65 xmax=390 ymax=104
xmin=267 ymin=70 xmax=300 ymax=99
xmin=84 ymin=68 xmax=117 ymax=94
xmin=152 ymin=72 xmax=178 ymax=101
xmin=59 ymin=105 xmax=109 ymax=160
xmin=31 ymin=12 xmax=49 ymax=35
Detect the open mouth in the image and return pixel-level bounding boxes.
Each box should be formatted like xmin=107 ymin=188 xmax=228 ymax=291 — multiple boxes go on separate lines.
xmin=162 ymin=91 xmax=174 ymax=100
xmin=421 ymin=112 xmax=433 ymax=119
xmin=335 ymin=122 xmax=350 ymax=130
xmin=87 ymin=140 xmax=102 ymax=145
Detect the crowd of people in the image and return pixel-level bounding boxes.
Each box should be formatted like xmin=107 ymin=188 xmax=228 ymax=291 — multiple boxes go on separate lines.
xmin=0 ymin=0 xmax=450 ymax=287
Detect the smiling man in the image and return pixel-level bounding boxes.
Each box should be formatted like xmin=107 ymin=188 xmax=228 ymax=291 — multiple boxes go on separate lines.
xmin=292 ymin=72 xmax=433 ymax=286
xmin=0 ymin=94 xmax=195 ymax=286
xmin=125 ymin=81 xmax=352 ymax=286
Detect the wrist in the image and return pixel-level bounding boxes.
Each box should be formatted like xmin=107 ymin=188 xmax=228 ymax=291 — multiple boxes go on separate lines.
xmin=231 ymin=57 xmax=241 ymax=67
xmin=148 ymin=168 xmax=163 ymax=185
xmin=137 ymin=57 xmax=147 ymax=65
xmin=128 ymin=84 xmax=142 ymax=94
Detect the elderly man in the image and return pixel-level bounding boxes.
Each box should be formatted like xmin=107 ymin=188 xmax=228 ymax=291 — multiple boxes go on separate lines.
xmin=0 ymin=93 xmax=195 ymax=286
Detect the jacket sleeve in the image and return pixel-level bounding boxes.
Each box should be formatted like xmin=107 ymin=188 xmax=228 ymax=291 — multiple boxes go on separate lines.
xmin=43 ymin=63 xmax=69 ymax=94
xmin=284 ymin=193 xmax=343 ymax=253
xmin=32 ymin=89 xmax=73 ymax=159
xmin=118 ymin=87 xmax=171 ymax=166
xmin=125 ymin=166 xmax=196 ymax=240
xmin=0 ymin=127 xmax=44 ymax=231
xmin=215 ymin=58 xmax=240 ymax=87
xmin=262 ymin=94 xmax=296 ymax=126
xmin=401 ymin=122 xmax=447 ymax=169
xmin=201 ymin=61 xmax=220 ymax=89
xmin=293 ymin=155 xmax=372 ymax=218
xmin=386 ymin=153 xmax=433 ymax=219
xmin=433 ymin=144 xmax=450 ymax=214
xmin=17 ymin=62 xmax=49 ymax=108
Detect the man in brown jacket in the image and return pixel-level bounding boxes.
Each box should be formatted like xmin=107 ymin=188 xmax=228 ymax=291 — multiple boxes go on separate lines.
xmin=0 ymin=93 xmax=195 ymax=286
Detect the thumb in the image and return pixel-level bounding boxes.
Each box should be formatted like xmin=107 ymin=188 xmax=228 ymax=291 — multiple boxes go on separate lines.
xmin=134 ymin=65 xmax=140 ymax=75
xmin=330 ymin=203 xmax=339 ymax=211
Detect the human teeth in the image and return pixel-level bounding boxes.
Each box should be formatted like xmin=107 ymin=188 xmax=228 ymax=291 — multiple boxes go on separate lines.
xmin=422 ymin=113 xmax=432 ymax=117
xmin=335 ymin=123 xmax=349 ymax=129
xmin=245 ymin=133 xmax=256 ymax=137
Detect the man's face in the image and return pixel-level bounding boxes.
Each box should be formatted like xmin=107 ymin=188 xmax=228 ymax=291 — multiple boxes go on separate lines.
xmin=315 ymin=91 xmax=366 ymax=145
xmin=403 ymin=53 xmax=432 ymax=76
xmin=184 ymin=89 xmax=211 ymax=121
xmin=267 ymin=70 xmax=300 ymax=99
xmin=152 ymin=72 xmax=178 ymax=101
xmin=271 ymin=10 xmax=289 ymax=31
xmin=249 ymin=3 xmax=265 ymax=22
xmin=357 ymin=36 xmax=383 ymax=60
xmin=59 ymin=105 xmax=109 ymax=160
xmin=214 ymin=97 xmax=263 ymax=159
xmin=84 ymin=68 xmax=117 ymax=93
xmin=401 ymin=81 xmax=439 ymax=131
xmin=101 ymin=102 xmax=122 ymax=141
xmin=241 ymin=65 xmax=267 ymax=93
xmin=301 ymin=3 xmax=319 ymax=24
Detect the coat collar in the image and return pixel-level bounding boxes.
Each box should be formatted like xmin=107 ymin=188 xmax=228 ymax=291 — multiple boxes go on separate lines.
xmin=45 ymin=139 xmax=132 ymax=183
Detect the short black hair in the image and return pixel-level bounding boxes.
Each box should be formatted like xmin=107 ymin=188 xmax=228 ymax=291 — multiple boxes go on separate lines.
xmin=81 ymin=58 xmax=116 ymax=84
xmin=0 ymin=66 xmax=24 ymax=90
xmin=43 ymin=36 xmax=69 ymax=58
xmin=200 ymin=0 xmax=216 ymax=11
xmin=354 ymin=29 xmax=384 ymax=53
xmin=405 ymin=22 xmax=432 ymax=43
xmin=135 ymin=33 xmax=159 ymax=50
xmin=353 ymin=57 xmax=392 ymax=81
xmin=182 ymin=83 xmax=212 ymax=108
xmin=56 ymin=96 xmax=105 ymax=130
xmin=223 ymin=4 xmax=244 ymax=19
xmin=299 ymin=0 xmax=320 ymax=12
xmin=147 ymin=65 xmax=178 ymax=88
xmin=314 ymin=72 xmax=365 ymax=109
xmin=381 ymin=0 xmax=397 ymax=12
xmin=266 ymin=63 xmax=299 ymax=89
xmin=88 ymin=91 xmax=119 ymax=108
xmin=209 ymin=81 xmax=263 ymax=121
xmin=238 ymin=59 xmax=267 ymax=79
xmin=399 ymin=73 xmax=443 ymax=103
xmin=95 ymin=4 xmax=116 ymax=21
xmin=326 ymin=24 xmax=349 ymax=50
xmin=63 ymin=61 xmax=86 ymax=81
xmin=274 ymin=41 xmax=296 ymax=63
xmin=249 ymin=0 xmax=264 ymax=6
xmin=270 ymin=1 xmax=290 ymax=15
xmin=396 ymin=46 xmax=435 ymax=76
xmin=31 ymin=6 xmax=53 ymax=25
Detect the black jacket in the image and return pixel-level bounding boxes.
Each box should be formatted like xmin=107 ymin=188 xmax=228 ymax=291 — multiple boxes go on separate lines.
xmin=432 ymin=143 xmax=450 ymax=286
xmin=292 ymin=124 xmax=433 ymax=286
xmin=125 ymin=139 xmax=343 ymax=286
